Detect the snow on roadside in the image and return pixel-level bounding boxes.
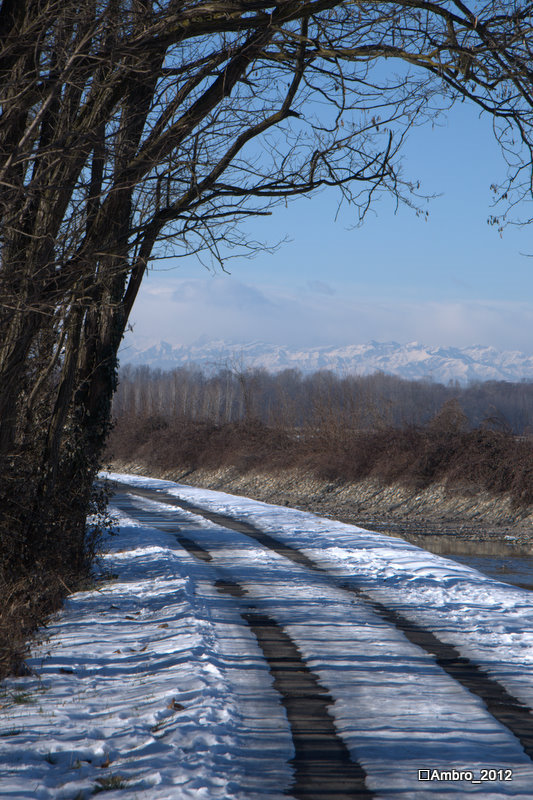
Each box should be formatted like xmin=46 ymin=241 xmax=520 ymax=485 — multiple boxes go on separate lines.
xmin=104 ymin=473 xmax=533 ymax=712
xmin=3 ymin=470 xmax=533 ymax=799
xmin=110 ymin=484 xmax=533 ymax=798
xmin=0 ymin=508 xmax=292 ymax=799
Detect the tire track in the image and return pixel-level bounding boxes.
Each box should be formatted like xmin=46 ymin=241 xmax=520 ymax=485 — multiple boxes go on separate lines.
xmin=110 ymin=487 xmax=373 ymax=800
xmin=108 ymin=481 xmax=533 ymax=763
xmin=217 ymin=580 xmax=373 ymax=800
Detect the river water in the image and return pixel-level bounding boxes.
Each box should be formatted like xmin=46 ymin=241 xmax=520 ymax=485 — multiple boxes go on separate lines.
xmin=399 ymin=533 xmax=533 ymax=592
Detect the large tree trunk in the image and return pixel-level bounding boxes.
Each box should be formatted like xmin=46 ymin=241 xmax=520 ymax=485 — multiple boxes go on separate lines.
xmin=0 ymin=0 xmax=531 ymax=670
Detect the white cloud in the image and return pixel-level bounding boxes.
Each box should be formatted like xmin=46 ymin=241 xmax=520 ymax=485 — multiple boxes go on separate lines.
xmin=307 ymin=280 xmax=336 ymax=295
xmin=171 ymin=277 xmax=274 ymax=309
xmin=126 ymin=275 xmax=533 ymax=356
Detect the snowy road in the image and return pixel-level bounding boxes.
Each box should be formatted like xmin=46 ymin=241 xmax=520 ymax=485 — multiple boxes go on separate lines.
xmin=2 ymin=472 xmax=533 ymax=798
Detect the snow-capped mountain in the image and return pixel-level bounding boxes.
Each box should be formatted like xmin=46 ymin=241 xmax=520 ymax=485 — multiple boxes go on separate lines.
xmin=118 ymin=339 xmax=533 ymax=384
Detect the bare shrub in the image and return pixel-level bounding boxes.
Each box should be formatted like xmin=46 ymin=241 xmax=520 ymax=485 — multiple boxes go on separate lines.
xmin=107 ymin=411 xmax=533 ymax=509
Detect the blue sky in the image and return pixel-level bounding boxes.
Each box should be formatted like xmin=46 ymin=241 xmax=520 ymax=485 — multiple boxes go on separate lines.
xmin=124 ymin=97 xmax=533 ymax=356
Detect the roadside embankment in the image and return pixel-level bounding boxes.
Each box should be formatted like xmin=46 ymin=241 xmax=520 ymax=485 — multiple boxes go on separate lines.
xmin=107 ymin=459 xmax=533 ymax=547
xmin=105 ymin=416 xmax=533 ymax=547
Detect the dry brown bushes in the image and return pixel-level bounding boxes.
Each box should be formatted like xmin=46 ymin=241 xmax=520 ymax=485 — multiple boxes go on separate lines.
xmin=106 ymin=415 xmax=533 ymax=508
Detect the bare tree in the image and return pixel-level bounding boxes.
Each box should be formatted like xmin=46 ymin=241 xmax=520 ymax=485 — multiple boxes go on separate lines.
xmin=1 ymin=0 xmax=532 ymax=590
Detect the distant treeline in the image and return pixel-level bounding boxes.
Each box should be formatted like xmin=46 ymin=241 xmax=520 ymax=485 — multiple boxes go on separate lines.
xmin=107 ymin=366 xmax=533 ymax=506
xmin=113 ymin=364 xmax=533 ymax=434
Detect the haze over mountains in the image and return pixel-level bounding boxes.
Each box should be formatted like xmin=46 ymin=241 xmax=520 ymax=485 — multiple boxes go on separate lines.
xmin=119 ymin=339 xmax=533 ymax=384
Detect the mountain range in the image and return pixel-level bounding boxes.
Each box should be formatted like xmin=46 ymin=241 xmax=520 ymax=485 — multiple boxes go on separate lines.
xmin=119 ymin=339 xmax=533 ymax=384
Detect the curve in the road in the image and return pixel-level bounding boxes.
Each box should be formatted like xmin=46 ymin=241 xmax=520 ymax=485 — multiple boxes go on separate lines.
xmin=108 ymin=481 xmax=533 ymax=764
